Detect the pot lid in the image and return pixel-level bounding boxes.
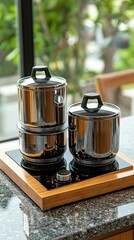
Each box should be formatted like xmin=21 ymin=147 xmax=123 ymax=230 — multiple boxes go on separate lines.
xmin=17 ymin=66 xmax=66 ymax=89
xmin=68 ymin=93 xmax=120 ymax=119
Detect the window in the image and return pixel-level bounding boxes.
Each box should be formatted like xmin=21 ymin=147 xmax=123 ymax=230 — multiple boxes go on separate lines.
xmin=0 ymin=0 xmax=19 ymax=141
xmin=0 ymin=0 xmax=34 ymax=141
xmin=1 ymin=0 xmax=134 ymax=141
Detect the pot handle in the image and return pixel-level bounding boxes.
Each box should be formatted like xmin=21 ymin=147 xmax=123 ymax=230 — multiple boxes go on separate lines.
xmin=31 ymin=66 xmax=51 ymax=83
xmin=81 ymin=93 xmax=103 ymax=113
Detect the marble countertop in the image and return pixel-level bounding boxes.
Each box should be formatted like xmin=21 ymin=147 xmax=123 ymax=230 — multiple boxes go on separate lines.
xmin=1 ymin=116 xmax=134 ymax=240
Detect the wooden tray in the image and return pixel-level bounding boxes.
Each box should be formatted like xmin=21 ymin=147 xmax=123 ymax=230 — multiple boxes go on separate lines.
xmin=1 ymin=140 xmax=134 ymax=211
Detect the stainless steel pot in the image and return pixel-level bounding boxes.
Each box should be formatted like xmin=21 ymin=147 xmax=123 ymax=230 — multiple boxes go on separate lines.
xmin=68 ymin=93 xmax=120 ymax=165
xmin=17 ymin=66 xmax=67 ymax=128
xmin=18 ymin=122 xmax=67 ymax=164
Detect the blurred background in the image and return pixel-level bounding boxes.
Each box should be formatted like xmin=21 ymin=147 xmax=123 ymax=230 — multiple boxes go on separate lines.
xmin=0 ymin=0 xmax=134 ymax=141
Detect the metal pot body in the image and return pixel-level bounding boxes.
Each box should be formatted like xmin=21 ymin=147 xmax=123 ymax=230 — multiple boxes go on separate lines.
xmin=17 ymin=66 xmax=67 ymax=128
xmin=18 ymin=86 xmax=66 ymax=127
xmin=68 ymin=93 xmax=120 ymax=165
xmin=68 ymin=116 xmax=120 ymax=161
xmin=18 ymin=124 xmax=67 ymax=164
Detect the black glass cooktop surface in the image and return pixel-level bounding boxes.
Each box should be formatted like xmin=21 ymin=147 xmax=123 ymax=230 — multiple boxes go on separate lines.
xmin=6 ymin=149 xmax=132 ymax=190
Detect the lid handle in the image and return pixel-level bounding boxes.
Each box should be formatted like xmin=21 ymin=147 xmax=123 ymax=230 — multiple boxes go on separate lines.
xmin=81 ymin=93 xmax=103 ymax=113
xmin=31 ymin=66 xmax=51 ymax=83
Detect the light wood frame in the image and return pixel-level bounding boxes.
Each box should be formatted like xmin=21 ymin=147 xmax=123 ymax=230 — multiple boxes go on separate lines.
xmin=1 ymin=140 xmax=134 ymax=210
xmin=95 ymin=69 xmax=134 ymax=101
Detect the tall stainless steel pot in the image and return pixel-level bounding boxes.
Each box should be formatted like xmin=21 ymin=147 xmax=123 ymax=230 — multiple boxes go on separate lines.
xmin=68 ymin=93 xmax=120 ymax=165
xmin=17 ymin=66 xmax=67 ymax=164
xmin=17 ymin=66 xmax=67 ymax=128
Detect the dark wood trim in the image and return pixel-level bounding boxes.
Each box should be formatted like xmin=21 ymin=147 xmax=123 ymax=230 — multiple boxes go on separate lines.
xmin=91 ymin=225 xmax=134 ymax=240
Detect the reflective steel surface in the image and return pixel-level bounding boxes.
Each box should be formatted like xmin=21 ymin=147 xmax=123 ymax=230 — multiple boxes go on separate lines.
xmin=17 ymin=66 xmax=67 ymax=129
xmin=69 ymin=116 xmax=120 ymax=163
xmin=19 ymin=129 xmax=67 ymax=162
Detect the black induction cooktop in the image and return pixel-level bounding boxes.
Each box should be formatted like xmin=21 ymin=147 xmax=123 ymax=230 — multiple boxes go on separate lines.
xmin=6 ymin=149 xmax=132 ymax=190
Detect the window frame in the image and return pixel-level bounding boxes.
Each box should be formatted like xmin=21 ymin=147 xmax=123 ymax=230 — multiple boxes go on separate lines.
xmin=17 ymin=0 xmax=34 ymax=77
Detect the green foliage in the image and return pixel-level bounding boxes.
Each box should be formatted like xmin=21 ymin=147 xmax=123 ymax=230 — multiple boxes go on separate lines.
xmin=1 ymin=0 xmax=134 ymax=95
xmin=0 ymin=0 xmax=18 ymax=76
xmin=113 ymin=33 xmax=134 ymax=71
xmin=33 ymin=0 xmax=89 ymax=94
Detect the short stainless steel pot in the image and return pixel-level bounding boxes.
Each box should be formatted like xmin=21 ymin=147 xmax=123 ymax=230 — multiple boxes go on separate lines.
xmin=17 ymin=66 xmax=67 ymax=128
xmin=68 ymin=93 xmax=120 ymax=165
xmin=18 ymin=122 xmax=67 ymax=164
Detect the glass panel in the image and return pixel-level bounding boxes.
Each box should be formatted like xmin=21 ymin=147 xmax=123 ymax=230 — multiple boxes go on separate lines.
xmin=0 ymin=0 xmax=19 ymax=141
xmin=33 ymin=0 xmax=134 ymax=116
